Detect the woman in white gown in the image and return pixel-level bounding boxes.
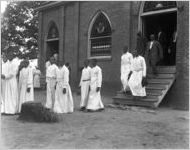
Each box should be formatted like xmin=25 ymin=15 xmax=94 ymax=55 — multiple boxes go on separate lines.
xmin=128 ymin=50 xmax=147 ymax=99
xmin=120 ymin=46 xmax=133 ymax=93
xmin=18 ymin=60 xmax=34 ymax=113
xmin=53 ymin=61 xmax=74 ymax=113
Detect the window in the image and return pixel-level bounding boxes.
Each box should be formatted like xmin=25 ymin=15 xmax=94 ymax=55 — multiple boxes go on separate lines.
xmin=47 ymin=22 xmax=59 ymax=39
xmin=143 ymin=1 xmax=177 ymax=12
xmin=89 ymin=12 xmax=112 ymax=58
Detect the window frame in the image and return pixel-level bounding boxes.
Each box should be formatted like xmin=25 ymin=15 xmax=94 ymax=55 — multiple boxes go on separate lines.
xmin=87 ymin=11 xmax=112 ymax=60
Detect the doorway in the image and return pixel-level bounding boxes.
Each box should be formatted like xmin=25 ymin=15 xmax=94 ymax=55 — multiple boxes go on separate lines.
xmin=142 ymin=11 xmax=177 ymax=66
xmin=46 ymin=40 xmax=59 ymax=60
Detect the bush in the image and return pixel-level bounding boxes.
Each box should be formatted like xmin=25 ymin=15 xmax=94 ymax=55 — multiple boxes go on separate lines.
xmin=17 ymin=101 xmax=59 ymax=123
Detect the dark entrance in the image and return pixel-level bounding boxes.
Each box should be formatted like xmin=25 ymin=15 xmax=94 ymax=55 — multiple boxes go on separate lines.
xmin=142 ymin=12 xmax=177 ymax=66
xmin=46 ymin=40 xmax=59 ymax=60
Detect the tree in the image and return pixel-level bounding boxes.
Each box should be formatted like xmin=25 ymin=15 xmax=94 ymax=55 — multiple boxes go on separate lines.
xmin=1 ymin=1 xmax=44 ymax=59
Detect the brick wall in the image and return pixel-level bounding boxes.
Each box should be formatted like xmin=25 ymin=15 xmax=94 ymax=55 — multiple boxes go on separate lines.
xmin=39 ymin=1 xmax=189 ymax=109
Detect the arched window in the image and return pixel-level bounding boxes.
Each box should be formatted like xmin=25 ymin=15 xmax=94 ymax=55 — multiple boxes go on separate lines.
xmin=143 ymin=1 xmax=177 ymax=12
xmin=47 ymin=22 xmax=59 ymax=39
xmin=89 ymin=11 xmax=112 ymax=57
xmin=46 ymin=21 xmax=59 ymax=60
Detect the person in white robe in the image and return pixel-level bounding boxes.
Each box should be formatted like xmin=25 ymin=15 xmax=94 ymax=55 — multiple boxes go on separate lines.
xmin=45 ymin=56 xmax=57 ymax=109
xmin=18 ymin=60 xmax=34 ymax=113
xmin=53 ymin=61 xmax=74 ymax=113
xmin=79 ymin=59 xmax=91 ymax=111
xmin=120 ymin=46 xmax=133 ymax=93
xmin=86 ymin=59 xmax=104 ymax=112
xmin=1 ymin=52 xmax=19 ymax=114
xmin=1 ymin=54 xmax=8 ymax=113
xmin=128 ymin=50 xmax=147 ymax=99
xmin=33 ymin=66 xmax=41 ymax=88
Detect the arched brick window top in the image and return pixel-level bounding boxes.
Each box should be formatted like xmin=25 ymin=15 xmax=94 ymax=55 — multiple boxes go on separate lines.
xmin=47 ymin=22 xmax=59 ymax=39
xmin=89 ymin=11 xmax=112 ymax=57
xmin=143 ymin=1 xmax=177 ymax=12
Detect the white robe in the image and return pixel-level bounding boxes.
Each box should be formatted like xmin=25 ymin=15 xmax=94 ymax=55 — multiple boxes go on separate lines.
xmin=53 ymin=65 xmax=74 ymax=113
xmin=120 ymin=52 xmax=133 ymax=91
xmin=128 ymin=56 xmax=146 ymax=97
xmin=33 ymin=69 xmax=41 ymax=88
xmin=1 ymin=61 xmax=8 ymax=113
xmin=3 ymin=60 xmax=19 ymax=114
xmin=79 ymin=66 xmax=91 ymax=108
xmin=45 ymin=64 xmax=57 ymax=109
xmin=18 ymin=66 xmax=34 ymax=113
xmin=86 ymin=65 xmax=104 ymax=110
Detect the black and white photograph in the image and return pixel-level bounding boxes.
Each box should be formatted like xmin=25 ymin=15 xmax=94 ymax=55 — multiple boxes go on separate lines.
xmin=0 ymin=0 xmax=189 ymax=149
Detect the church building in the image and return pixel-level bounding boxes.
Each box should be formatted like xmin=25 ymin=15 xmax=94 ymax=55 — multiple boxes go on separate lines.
xmin=36 ymin=1 xmax=189 ymax=109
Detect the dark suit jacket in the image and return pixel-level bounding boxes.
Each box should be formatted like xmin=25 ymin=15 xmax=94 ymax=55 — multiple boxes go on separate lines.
xmin=145 ymin=40 xmax=163 ymax=64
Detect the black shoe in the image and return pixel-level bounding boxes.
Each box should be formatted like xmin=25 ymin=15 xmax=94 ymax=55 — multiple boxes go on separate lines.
xmin=80 ymin=107 xmax=86 ymax=111
xmin=98 ymin=108 xmax=105 ymax=112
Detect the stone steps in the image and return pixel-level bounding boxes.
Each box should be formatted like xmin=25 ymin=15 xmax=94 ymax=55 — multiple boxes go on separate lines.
xmin=113 ymin=66 xmax=176 ymax=108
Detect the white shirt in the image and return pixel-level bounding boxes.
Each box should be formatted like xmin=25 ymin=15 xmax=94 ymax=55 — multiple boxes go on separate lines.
xmin=131 ymin=56 xmax=146 ymax=77
xmin=79 ymin=66 xmax=91 ymax=86
xmin=90 ymin=65 xmax=102 ymax=88
xmin=46 ymin=64 xmax=57 ymax=78
xmin=149 ymin=41 xmax=153 ymax=50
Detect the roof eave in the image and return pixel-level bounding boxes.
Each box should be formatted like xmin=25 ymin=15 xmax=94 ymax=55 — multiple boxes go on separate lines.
xmin=35 ymin=1 xmax=70 ymax=11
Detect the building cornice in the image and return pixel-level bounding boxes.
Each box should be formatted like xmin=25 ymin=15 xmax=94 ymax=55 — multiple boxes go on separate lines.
xmin=35 ymin=1 xmax=72 ymax=11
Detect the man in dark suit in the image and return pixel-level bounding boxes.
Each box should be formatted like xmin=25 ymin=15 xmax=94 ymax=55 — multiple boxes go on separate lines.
xmin=145 ymin=34 xmax=163 ymax=76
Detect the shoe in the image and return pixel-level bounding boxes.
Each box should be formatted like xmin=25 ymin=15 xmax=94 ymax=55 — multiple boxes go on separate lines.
xmin=80 ymin=107 xmax=86 ymax=111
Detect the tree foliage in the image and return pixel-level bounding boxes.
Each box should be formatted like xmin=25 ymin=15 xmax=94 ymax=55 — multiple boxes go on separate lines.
xmin=1 ymin=1 xmax=44 ymax=59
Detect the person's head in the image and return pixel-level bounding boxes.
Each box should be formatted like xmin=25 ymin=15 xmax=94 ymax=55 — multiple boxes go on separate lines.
xmin=150 ymin=34 xmax=155 ymax=41
xmin=65 ymin=62 xmax=70 ymax=67
xmin=123 ymin=46 xmax=128 ymax=54
xmin=84 ymin=59 xmax=89 ymax=68
xmin=2 ymin=54 xmax=7 ymax=63
xmin=49 ymin=56 xmax=55 ymax=64
xmin=53 ymin=53 xmax=58 ymax=61
xmin=7 ymin=51 xmax=15 ymax=61
xmin=132 ymin=49 xmax=139 ymax=57
xmin=137 ymin=31 xmax=142 ymax=37
xmin=24 ymin=60 xmax=30 ymax=68
xmin=90 ymin=59 xmax=97 ymax=67
xmin=57 ymin=61 xmax=63 ymax=68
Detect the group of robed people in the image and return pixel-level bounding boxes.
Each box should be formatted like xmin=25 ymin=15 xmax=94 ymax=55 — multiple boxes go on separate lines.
xmin=45 ymin=55 xmax=104 ymax=113
xmin=121 ymin=32 xmax=164 ymax=100
xmin=1 ymin=50 xmax=104 ymax=114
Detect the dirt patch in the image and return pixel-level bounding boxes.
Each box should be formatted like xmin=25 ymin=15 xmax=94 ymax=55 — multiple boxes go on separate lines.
xmin=1 ymin=90 xmax=189 ymax=149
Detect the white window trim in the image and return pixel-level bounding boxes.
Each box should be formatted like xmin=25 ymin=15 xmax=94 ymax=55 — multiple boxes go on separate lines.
xmin=87 ymin=11 xmax=112 ymax=59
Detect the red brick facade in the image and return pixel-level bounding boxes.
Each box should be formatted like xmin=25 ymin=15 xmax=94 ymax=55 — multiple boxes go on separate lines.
xmin=37 ymin=1 xmax=189 ymax=109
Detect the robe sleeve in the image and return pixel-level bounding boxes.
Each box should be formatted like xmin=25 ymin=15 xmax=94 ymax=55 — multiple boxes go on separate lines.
xmin=142 ymin=57 xmax=146 ymax=77
xmin=27 ymin=68 xmax=33 ymax=88
xmin=97 ymin=68 xmax=102 ymax=88
xmin=129 ymin=54 xmax=133 ymax=71
xmin=63 ymin=67 xmax=69 ymax=87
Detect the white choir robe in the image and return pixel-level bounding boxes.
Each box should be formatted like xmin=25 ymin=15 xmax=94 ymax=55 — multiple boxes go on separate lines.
xmin=128 ymin=56 xmax=147 ymax=97
xmin=18 ymin=66 xmax=34 ymax=113
xmin=86 ymin=65 xmax=104 ymax=110
xmin=79 ymin=66 xmax=91 ymax=108
xmin=3 ymin=60 xmax=19 ymax=114
xmin=120 ymin=52 xmax=133 ymax=91
xmin=33 ymin=69 xmax=41 ymax=88
xmin=45 ymin=64 xmax=58 ymax=109
xmin=53 ymin=65 xmax=74 ymax=113
xmin=1 ymin=61 xmax=8 ymax=113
